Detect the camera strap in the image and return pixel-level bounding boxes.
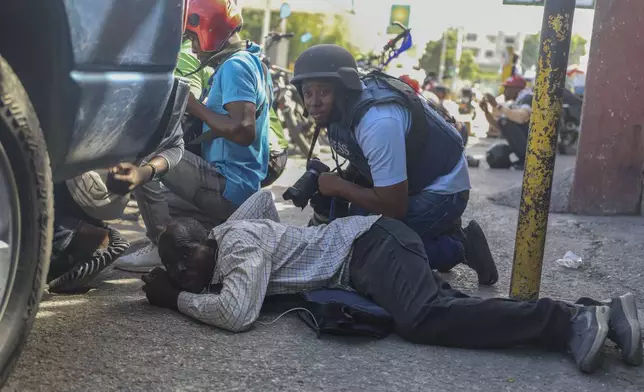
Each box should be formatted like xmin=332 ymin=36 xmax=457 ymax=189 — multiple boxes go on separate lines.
xmin=306 ymin=125 xmax=322 ymax=166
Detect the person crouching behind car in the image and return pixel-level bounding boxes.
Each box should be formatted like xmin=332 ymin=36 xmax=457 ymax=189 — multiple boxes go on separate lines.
xmin=175 ymin=33 xmax=287 ymax=188
xmin=138 ymin=33 xmax=286 ymax=233
xmin=47 ymin=172 xmax=131 ymax=293
xmin=113 ymin=0 xmax=273 ymax=272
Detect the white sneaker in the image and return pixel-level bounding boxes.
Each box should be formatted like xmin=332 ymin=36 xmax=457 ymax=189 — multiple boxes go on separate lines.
xmin=113 ymin=242 xmax=162 ymax=273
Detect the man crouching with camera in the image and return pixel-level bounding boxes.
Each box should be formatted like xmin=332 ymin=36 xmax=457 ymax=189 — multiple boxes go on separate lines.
xmin=142 ymin=190 xmax=643 ymax=374
xmin=283 ymin=44 xmax=497 ymax=285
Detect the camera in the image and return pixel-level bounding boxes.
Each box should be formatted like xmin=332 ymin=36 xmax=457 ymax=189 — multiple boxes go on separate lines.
xmin=282 ymin=158 xmax=330 ymax=208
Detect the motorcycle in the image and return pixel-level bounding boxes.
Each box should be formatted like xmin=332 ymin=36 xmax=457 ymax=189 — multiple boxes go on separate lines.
xmin=357 ymin=22 xmax=413 ymax=75
xmin=262 ymin=26 xmax=321 ymax=156
xmin=273 ymin=65 xmax=316 ymax=156
xmin=558 ymin=89 xmax=583 ymax=155
xmin=458 ymin=87 xmax=477 ymax=119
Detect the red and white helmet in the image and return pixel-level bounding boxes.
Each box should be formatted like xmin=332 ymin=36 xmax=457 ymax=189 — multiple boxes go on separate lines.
xmin=185 ymin=0 xmax=243 ymax=53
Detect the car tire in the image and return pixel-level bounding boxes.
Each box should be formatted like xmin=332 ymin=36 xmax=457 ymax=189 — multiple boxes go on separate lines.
xmin=0 ymin=56 xmax=53 ymax=386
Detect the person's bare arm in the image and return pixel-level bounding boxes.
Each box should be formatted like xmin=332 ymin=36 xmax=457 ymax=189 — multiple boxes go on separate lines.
xmin=498 ymin=106 xmax=531 ymax=124
xmin=188 ymin=95 xmax=256 ymax=146
xmin=319 ymin=174 xmax=407 ymax=218
xmin=480 ymin=98 xmax=502 ymax=133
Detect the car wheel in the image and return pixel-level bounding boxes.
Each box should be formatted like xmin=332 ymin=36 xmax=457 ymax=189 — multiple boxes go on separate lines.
xmin=0 ymin=56 xmax=53 ymax=386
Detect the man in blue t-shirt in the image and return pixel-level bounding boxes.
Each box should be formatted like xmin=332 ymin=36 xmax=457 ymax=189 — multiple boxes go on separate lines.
xmin=115 ymin=0 xmax=270 ymax=272
xmin=197 ymin=45 xmax=270 ymax=206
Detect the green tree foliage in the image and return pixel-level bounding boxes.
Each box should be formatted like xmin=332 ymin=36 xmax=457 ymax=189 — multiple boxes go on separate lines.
xmin=418 ymin=30 xmax=478 ymax=81
xmin=458 ymin=50 xmax=479 ymax=81
xmin=568 ymin=34 xmax=588 ymax=65
xmin=521 ymin=33 xmax=540 ymax=71
xmin=521 ymin=33 xmax=588 ymax=71
xmin=239 ymin=9 xmax=358 ymax=66
xmin=418 ymin=28 xmax=458 ymax=75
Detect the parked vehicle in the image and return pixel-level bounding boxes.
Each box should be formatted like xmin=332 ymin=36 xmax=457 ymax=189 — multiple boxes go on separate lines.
xmin=458 ymin=87 xmax=477 ymax=119
xmin=0 ymin=0 xmax=189 ymax=384
xmin=260 ymin=4 xmax=318 ymax=156
xmin=558 ymin=89 xmax=583 ymax=155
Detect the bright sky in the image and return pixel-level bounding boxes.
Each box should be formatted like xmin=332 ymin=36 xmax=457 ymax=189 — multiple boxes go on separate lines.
xmin=240 ymin=0 xmax=596 ymax=51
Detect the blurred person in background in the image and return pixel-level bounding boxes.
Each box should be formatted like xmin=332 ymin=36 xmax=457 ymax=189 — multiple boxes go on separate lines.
xmin=480 ymin=75 xmax=533 ymax=168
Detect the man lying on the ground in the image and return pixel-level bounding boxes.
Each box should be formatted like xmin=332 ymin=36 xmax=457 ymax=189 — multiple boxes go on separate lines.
xmin=141 ymin=191 xmax=643 ymax=374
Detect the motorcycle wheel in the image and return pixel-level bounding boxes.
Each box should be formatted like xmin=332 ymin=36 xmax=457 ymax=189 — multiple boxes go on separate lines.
xmin=558 ymin=123 xmax=579 ymax=155
xmin=285 ymin=111 xmax=312 ymax=156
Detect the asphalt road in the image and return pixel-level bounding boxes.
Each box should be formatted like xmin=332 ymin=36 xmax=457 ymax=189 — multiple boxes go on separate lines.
xmin=4 ymin=143 xmax=644 ymax=392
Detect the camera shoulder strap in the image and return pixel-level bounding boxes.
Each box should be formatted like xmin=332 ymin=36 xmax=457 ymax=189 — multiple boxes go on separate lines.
xmin=306 ymin=125 xmax=322 ymax=166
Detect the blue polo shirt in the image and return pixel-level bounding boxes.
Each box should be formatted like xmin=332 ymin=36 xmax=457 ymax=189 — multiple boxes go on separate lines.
xmin=355 ymin=103 xmax=471 ymax=195
xmin=202 ymin=43 xmax=271 ymax=206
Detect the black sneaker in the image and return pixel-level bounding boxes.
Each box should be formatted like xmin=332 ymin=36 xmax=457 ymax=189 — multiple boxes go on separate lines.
xmin=568 ymin=305 xmax=611 ymax=373
xmin=461 ymin=220 xmax=498 ymax=285
xmin=608 ymin=293 xmax=643 ymax=366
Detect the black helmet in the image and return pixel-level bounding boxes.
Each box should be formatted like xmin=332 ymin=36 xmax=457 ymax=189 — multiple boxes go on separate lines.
xmin=291 ymin=44 xmax=362 ymax=91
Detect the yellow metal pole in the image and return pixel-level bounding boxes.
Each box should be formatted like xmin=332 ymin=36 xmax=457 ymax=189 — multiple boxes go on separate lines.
xmin=509 ymin=0 xmax=576 ymax=300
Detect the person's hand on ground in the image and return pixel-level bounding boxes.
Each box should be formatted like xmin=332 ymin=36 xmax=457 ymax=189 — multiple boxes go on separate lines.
xmin=142 ymin=267 xmax=181 ymax=309
xmin=107 ymin=162 xmax=152 ymax=195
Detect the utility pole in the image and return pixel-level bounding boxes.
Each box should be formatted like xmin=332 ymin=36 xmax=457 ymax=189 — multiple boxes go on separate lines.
xmin=451 ymin=27 xmax=464 ymax=91
xmin=275 ymin=16 xmax=289 ymax=68
xmin=509 ymin=0 xmax=576 ymax=301
xmin=260 ymin=0 xmax=272 ymax=48
xmin=438 ymin=31 xmax=447 ymax=82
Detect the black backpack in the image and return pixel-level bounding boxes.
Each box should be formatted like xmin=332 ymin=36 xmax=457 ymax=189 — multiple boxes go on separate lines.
xmin=486 ymin=142 xmax=513 ymax=169
xmin=297 ymin=288 xmax=394 ymax=339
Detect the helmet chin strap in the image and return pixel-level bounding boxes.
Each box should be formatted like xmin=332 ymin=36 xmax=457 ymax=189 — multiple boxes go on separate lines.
xmin=202 ymin=40 xmax=248 ymax=70
xmin=178 ymin=33 xmax=248 ymax=78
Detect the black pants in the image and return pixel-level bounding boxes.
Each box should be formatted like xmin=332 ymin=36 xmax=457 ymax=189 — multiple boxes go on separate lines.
xmin=499 ymin=118 xmax=529 ymax=164
xmin=349 ymin=218 xmax=574 ymax=350
xmin=50 ymin=183 xmax=105 ymax=280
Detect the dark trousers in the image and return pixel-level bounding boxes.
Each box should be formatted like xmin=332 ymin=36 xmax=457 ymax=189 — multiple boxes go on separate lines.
xmin=348 ymin=190 xmax=467 ymax=271
xmin=50 ymin=183 xmax=106 ymax=281
xmin=349 ymin=218 xmax=574 ymax=350
xmin=499 ymin=118 xmax=529 ymax=164
xmin=52 ymin=183 xmax=104 ymax=256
